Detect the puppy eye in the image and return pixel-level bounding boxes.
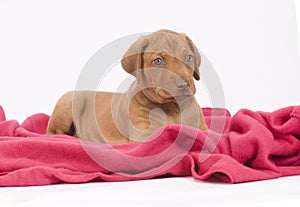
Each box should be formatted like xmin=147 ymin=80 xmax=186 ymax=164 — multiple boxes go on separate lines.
xmin=185 ymin=55 xmax=193 ymax=63
xmin=153 ymin=57 xmax=163 ymax=66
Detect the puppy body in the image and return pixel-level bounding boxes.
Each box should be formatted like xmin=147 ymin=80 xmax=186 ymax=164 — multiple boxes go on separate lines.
xmin=47 ymin=82 xmax=206 ymax=143
xmin=47 ymin=30 xmax=208 ymax=143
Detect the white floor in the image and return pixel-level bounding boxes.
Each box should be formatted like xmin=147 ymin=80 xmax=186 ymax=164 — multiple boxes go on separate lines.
xmin=1 ymin=176 xmax=300 ymax=207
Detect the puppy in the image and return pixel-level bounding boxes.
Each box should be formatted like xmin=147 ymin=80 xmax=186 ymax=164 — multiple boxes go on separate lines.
xmin=47 ymin=29 xmax=208 ymax=143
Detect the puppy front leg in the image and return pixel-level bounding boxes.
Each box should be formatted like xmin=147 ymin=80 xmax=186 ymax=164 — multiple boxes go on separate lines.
xmin=47 ymin=91 xmax=75 ymax=136
xmin=198 ymin=106 xmax=208 ymax=131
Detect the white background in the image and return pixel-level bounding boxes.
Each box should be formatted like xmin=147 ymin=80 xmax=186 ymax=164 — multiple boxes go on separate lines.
xmin=0 ymin=0 xmax=300 ymax=121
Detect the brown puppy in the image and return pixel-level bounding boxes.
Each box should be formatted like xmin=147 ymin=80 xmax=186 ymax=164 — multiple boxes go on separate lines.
xmin=47 ymin=29 xmax=208 ymax=143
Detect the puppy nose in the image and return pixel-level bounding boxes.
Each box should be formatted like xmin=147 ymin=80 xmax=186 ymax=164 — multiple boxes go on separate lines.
xmin=176 ymin=80 xmax=190 ymax=90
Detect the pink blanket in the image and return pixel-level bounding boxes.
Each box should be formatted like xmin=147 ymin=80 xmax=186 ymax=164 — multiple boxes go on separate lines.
xmin=0 ymin=105 xmax=300 ymax=186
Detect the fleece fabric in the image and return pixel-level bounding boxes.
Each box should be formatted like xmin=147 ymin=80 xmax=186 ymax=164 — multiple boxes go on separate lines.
xmin=0 ymin=105 xmax=299 ymax=186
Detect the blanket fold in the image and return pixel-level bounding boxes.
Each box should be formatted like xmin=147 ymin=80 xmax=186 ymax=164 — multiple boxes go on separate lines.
xmin=0 ymin=105 xmax=299 ymax=186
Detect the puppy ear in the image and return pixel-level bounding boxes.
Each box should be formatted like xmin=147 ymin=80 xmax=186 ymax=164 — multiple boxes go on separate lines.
xmin=180 ymin=33 xmax=201 ymax=80
xmin=121 ymin=36 xmax=149 ymax=76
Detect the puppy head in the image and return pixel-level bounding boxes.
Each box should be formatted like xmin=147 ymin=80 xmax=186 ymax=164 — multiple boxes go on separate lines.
xmin=121 ymin=29 xmax=201 ymax=104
